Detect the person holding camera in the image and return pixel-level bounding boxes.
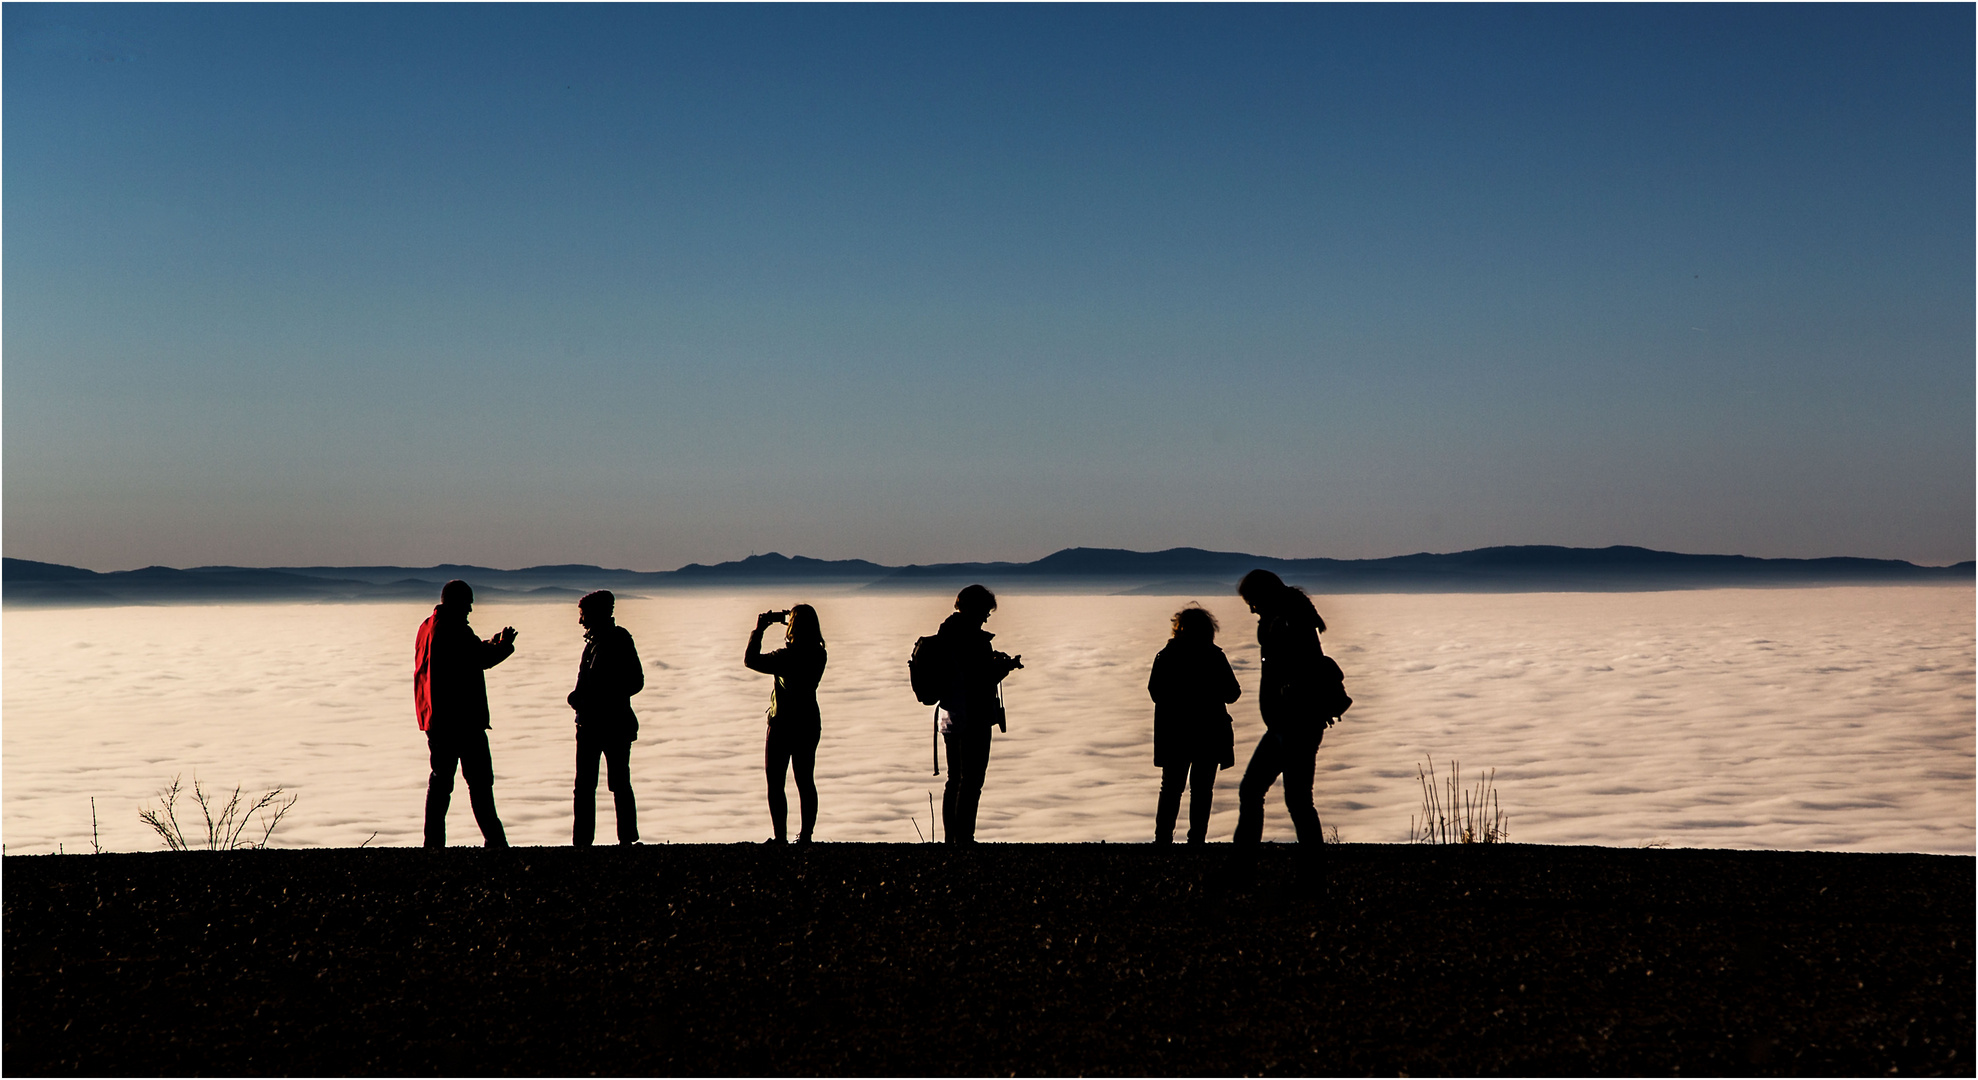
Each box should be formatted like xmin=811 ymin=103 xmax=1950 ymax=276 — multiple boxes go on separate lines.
xmin=1148 ymin=605 xmax=1241 ymax=844
xmin=745 ymin=604 xmax=828 ymax=844
xmin=413 ymin=579 xmax=518 ymax=849
xmin=930 ymin=584 xmax=1023 ymax=844
xmin=569 ymin=590 xmax=646 ymax=846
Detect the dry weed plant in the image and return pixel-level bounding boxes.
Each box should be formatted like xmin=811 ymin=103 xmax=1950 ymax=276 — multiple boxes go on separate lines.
xmin=139 ymin=774 xmax=297 ymax=851
xmin=1409 ymin=759 xmax=1508 ymax=844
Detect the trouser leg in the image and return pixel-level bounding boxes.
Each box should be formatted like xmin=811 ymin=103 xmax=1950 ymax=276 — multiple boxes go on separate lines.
xmin=602 ymin=739 xmax=637 ymax=844
xmin=940 ymin=748 xmax=957 ymax=842
xmin=424 ymin=735 xmax=460 ymax=849
xmin=1154 ymin=763 xmax=1188 ymax=842
xmin=791 ymin=729 xmax=819 ymax=841
xmin=942 ymin=726 xmax=991 ymax=843
xmin=765 ymin=728 xmax=791 ymax=842
xmin=957 ymin=756 xmax=982 ymax=842
xmin=961 ymin=726 xmax=991 ymax=840
xmin=573 ymin=734 xmax=602 ymax=847
xmin=1186 ymin=758 xmax=1218 ymax=843
xmin=1235 ymin=733 xmax=1285 ymax=845
xmin=940 ymin=730 xmax=962 ymax=841
xmin=1280 ymin=731 xmax=1324 ymax=844
xmin=457 ymin=728 xmax=507 ymax=848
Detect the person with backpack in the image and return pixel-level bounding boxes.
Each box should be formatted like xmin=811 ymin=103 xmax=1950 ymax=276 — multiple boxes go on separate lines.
xmin=920 ymin=584 xmax=1022 ymax=844
xmin=1148 ymin=605 xmax=1241 ymax=844
xmin=413 ymin=579 xmax=517 ymax=849
xmin=568 ymin=590 xmax=646 ymax=846
xmin=1233 ymin=569 xmax=1349 ymax=853
xmin=745 ymin=604 xmax=827 ymax=844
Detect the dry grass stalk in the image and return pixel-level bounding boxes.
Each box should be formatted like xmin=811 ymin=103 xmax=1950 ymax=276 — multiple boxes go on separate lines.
xmin=138 ymin=774 xmax=298 ymax=851
xmin=1409 ymin=759 xmax=1508 ymax=844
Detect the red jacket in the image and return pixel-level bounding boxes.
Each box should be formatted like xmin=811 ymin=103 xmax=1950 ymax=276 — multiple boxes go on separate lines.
xmin=414 ymin=605 xmax=515 ymax=732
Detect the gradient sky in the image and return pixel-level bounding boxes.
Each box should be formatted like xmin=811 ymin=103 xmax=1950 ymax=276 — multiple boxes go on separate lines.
xmin=6 ymin=4 xmax=1972 ymax=572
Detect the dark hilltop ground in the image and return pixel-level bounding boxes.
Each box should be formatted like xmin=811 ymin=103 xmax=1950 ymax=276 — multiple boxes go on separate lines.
xmin=5 ymin=843 xmax=1970 ymax=1076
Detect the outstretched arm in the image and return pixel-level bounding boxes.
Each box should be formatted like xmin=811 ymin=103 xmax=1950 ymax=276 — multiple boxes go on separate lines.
xmin=478 ymin=628 xmax=517 ymax=669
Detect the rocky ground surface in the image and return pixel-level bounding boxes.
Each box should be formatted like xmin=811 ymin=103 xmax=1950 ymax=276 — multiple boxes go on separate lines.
xmin=4 ymin=843 xmax=1970 ymax=1075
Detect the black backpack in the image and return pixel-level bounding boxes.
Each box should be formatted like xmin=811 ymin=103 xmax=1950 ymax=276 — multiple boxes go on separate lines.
xmin=909 ymin=634 xmax=947 ymax=707
xmin=1315 ymin=653 xmax=1353 ymax=727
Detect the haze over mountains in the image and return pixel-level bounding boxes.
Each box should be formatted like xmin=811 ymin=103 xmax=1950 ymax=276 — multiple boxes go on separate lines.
xmin=4 ymin=546 xmax=1970 ymax=606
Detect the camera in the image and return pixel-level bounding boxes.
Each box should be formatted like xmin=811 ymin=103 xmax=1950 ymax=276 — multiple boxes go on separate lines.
xmin=765 ymin=610 xmax=791 ymax=623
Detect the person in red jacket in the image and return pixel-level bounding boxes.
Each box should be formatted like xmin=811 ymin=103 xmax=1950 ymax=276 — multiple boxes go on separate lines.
xmin=414 ymin=579 xmax=518 ymax=848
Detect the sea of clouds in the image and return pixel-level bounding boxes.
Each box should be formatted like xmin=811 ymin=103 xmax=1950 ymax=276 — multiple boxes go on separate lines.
xmin=3 ymin=586 xmax=1970 ymax=855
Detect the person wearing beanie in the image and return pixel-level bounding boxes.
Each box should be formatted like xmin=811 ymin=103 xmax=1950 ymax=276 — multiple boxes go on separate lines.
xmin=569 ymin=589 xmax=646 ymax=846
xmin=928 ymin=584 xmax=1023 ymax=844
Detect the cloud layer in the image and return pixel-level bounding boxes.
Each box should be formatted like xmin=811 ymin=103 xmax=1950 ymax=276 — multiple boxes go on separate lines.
xmin=5 ymin=586 xmax=1968 ymax=855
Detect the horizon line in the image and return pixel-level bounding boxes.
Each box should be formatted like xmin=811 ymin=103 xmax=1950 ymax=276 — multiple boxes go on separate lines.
xmin=6 ymin=541 xmax=1974 ymax=578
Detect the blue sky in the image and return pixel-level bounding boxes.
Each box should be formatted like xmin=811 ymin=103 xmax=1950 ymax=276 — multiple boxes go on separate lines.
xmin=6 ymin=4 xmax=1971 ymax=571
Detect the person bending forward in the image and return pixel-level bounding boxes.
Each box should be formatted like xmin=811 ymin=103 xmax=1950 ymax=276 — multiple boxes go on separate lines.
xmin=1233 ymin=569 xmax=1332 ymax=851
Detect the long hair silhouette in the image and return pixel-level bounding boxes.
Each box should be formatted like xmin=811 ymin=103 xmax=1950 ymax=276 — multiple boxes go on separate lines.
xmin=1236 ymin=568 xmax=1325 ymax=632
xmin=787 ymin=604 xmax=825 ymax=649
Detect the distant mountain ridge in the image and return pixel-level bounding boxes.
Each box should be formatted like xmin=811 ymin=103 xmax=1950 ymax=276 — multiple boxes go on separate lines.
xmin=4 ymin=545 xmax=1969 ymax=607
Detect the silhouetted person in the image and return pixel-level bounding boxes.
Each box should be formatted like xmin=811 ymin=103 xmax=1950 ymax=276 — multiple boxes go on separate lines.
xmin=930 ymin=585 xmax=1023 ymax=844
xmin=1149 ymin=606 xmax=1240 ymax=843
xmin=1233 ymin=569 xmax=1330 ymax=853
xmin=569 ymin=590 xmax=645 ymax=846
xmin=413 ymin=579 xmax=516 ymax=848
xmin=746 ymin=604 xmax=827 ymax=844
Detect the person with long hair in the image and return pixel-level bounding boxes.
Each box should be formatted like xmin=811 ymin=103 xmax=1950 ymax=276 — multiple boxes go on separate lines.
xmin=1233 ymin=569 xmax=1332 ymax=852
xmin=930 ymin=584 xmax=1023 ymax=844
xmin=1148 ymin=605 xmax=1241 ymax=843
xmin=745 ymin=603 xmax=827 ymax=844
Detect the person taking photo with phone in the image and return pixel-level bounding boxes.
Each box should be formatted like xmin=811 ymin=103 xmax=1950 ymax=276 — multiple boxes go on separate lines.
xmin=745 ymin=604 xmax=828 ymax=844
